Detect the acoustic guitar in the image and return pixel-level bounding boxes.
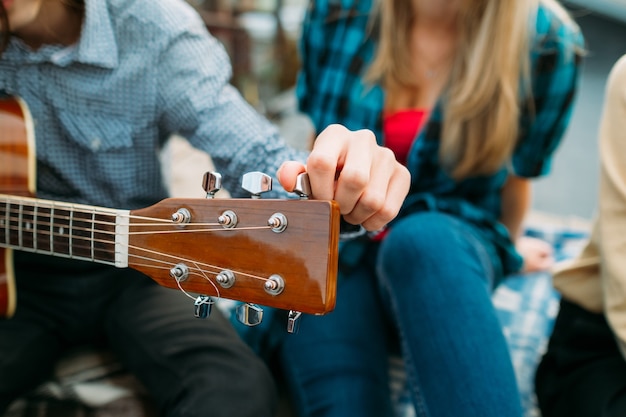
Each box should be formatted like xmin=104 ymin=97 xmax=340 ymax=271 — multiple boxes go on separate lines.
xmin=0 ymin=95 xmax=340 ymax=322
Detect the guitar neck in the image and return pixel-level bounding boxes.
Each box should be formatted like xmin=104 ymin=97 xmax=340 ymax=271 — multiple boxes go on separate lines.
xmin=0 ymin=194 xmax=129 ymax=267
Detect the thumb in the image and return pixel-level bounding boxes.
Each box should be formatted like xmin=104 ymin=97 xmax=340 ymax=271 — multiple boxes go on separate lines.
xmin=277 ymin=161 xmax=307 ymax=192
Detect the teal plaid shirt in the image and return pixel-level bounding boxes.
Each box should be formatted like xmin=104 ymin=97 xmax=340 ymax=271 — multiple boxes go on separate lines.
xmin=297 ymin=0 xmax=585 ymax=278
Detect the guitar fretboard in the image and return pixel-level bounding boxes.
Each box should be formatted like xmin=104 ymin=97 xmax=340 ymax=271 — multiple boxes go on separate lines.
xmin=0 ymin=194 xmax=130 ymax=266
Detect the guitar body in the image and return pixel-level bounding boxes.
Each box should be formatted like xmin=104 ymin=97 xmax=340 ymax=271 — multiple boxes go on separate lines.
xmin=0 ymin=95 xmax=37 ymax=318
xmin=0 ymin=95 xmax=340 ymax=319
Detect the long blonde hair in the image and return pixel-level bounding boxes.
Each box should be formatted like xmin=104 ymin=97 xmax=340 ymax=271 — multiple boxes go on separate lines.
xmin=367 ymin=0 xmax=579 ymax=179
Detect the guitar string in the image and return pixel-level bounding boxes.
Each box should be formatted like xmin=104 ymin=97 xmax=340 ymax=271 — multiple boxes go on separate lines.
xmin=0 ymin=209 xmax=283 ymax=287
xmin=175 ymin=260 xmax=221 ymax=303
xmin=125 ymin=242 xmax=270 ymax=282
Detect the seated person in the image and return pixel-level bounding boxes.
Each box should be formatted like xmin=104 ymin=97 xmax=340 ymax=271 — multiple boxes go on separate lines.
xmin=271 ymin=0 xmax=584 ymax=416
xmin=535 ymin=54 xmax=626 ymax=417
xmin=0 ymin=0 xmax=410 ymax=416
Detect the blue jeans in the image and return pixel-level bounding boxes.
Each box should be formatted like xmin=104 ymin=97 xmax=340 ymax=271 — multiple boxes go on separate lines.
xmin=278 ymin=212 xmax=523 ymax=417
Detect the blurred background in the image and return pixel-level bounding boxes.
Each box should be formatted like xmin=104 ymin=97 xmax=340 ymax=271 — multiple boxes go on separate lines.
xmin=182 ymin=0 xmax=626 ymax=223
xmin=533 ymin=1 xmax=626 ymax=221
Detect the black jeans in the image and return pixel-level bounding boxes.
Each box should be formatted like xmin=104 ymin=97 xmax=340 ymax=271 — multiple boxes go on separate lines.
xmin=535 ymin=298 xmax=626 ymax=417
xmin=0 ymin=252 xmax=277 ymax=417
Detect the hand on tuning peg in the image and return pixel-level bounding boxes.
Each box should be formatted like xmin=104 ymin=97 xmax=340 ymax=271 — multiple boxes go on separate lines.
xmin=276 ymin=124 xmax=410 ymax=233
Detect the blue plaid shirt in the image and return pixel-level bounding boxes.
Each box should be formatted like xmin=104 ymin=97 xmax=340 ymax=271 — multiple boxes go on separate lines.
xmin=0 ymin=0 xmax=306 ymax=209
xmin=297 ymin=0 xmax=584 ymax=278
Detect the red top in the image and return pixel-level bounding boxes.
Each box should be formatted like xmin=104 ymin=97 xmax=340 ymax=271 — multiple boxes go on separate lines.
xmin=383 ymin=109 xmax=429 ymax=166
xmin=372 ymin=109 xmax=428 ymax=241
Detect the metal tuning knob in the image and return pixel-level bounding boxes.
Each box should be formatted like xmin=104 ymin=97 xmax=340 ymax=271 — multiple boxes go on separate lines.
xmin=287 ymin=310 xmax=302 ymax=334
xmin=241 ymin=171 xmax=272 ymax=198
xmin=235 ymin=303 xmax=264 ymax=326
xmin=202 ymin=171 xmax=223 ymax=199
xmin=293 ymin=172 xmax=311 ymax=200
xmin=194 ymin=295 xmax=213 ymax=319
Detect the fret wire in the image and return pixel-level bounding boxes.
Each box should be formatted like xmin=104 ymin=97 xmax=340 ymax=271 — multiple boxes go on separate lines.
xmin=49 ymin=206 xmax=54 ymax=253
xmin=3 ymin=212 xmax=119 ymax=230
xmin=3 ymin=201 xmax=8 ymax=246
xmin=33 ymin=201 xmax=38 ymax=251
xmin=0 ymin=230 xmax=116 ymax=249
xmin=69 ymin=208 xmax=73 ymax=258
xmin=91 ymin=209 xmax=95 ymax=261
xmin=18 ymin=202 xmax=22 ymax=248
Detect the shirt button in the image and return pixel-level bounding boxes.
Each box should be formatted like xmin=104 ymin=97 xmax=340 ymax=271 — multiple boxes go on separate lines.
xmin=91 ymin=138 xmax=102 ymax=151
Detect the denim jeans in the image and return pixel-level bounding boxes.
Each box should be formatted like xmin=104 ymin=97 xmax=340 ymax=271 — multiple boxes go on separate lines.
xmin=278 ymin=212 xmax=523 ymax=417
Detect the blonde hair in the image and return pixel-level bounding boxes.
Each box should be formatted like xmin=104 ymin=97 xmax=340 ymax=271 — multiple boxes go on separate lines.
xmin=367 ymin=0 xmax=579 ymax=179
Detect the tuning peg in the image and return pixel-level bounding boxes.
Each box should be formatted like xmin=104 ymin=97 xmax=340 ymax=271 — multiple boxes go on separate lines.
xmin=202 ymin=171 xmax=222 ymax=199
xmin=194 ymin=295 xmax=213 ymax=318
xmin=287 ymin=310 xmax=302 ymax=334
xmin=241 ymin=171 xmax=272 ymax=198
xmin=236 ymin=303 xmax=264 ymax=326
xmin=293 ymin=173 xmax=311 ymax=200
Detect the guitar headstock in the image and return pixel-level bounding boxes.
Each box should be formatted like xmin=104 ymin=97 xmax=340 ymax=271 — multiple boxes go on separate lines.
xmin=127 ymin=172 xmax=340 ymax=323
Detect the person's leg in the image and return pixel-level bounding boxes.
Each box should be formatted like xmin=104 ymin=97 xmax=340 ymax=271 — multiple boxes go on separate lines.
xmin=0 ymin=251 xmax=112 ymax=413
xmin=535 ymin=299 xmax=626 ymax=417
xmin=104 ymin=270 xmax=278 ymax=417
xmin=377 ymin=212 xmax=522 ymax=417
xmin=277 ymin=253 xmax=394 ymax=417
xmin=0 ymin=318 xmax=62 ymax=413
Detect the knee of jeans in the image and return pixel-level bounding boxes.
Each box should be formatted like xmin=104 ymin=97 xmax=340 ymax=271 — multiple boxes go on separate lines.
xmin=377 ymin=212 xmax=489 ymax=288
xmin=380 ymin=212 xmax=462 ymax=263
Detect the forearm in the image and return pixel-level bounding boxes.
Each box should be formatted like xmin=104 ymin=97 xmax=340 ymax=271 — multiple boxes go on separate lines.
xmin=500 ymin=175 xmax=532 ymax=241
